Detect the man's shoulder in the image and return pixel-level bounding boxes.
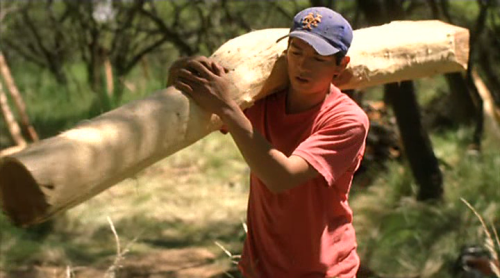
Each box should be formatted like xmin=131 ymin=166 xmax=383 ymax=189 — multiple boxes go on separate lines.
xmin=320 ymin=88 xmax=369 ymax=130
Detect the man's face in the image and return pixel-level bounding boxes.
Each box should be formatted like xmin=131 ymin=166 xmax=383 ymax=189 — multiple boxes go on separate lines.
xmin=286 ymin=38 xmax=346 ymax=95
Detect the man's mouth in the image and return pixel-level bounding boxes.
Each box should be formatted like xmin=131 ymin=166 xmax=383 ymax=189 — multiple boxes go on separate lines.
xmin=295 ymin=76 xmax=309 ymax=83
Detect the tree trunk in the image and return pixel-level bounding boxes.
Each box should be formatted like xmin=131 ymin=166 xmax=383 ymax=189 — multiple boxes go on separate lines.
xmin=359 ymin=0 xmax=444 ymax=201
xmin=444 ymin=72 xmax=477 ymax=124
xmin=0 ymin=82 xmax=26 ymax=147
xmin=427 ymin=0 xmax=477 ymax=125
xmin=385 ymin=81 xmax=443 ymax=200
xmin=0 ymin=53 xmax=39 ymax=142
xmin=0 ymin=22 xmax=468 ymax=226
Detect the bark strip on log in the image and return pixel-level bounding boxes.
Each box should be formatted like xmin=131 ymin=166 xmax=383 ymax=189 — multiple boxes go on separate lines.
xmin=0 ymin=20 xmax=469 ymax=226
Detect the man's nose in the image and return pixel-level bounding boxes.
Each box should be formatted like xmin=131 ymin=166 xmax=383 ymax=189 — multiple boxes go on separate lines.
xmin=297 ymin=57 xmax=312 ymax=71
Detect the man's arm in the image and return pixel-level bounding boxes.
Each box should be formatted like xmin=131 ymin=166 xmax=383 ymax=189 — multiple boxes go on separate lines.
xmin=220 ymin=103 xmax=319 ymax=193
xmin=173 ymin=58 xmax=319 ymax=193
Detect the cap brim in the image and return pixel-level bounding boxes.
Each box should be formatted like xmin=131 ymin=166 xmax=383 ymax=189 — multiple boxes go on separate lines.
xmin=288 ymin=31 xmax=340 ymax=56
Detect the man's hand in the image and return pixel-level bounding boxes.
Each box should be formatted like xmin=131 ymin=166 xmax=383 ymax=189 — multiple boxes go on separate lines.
xmin=172 ymin=57 xmax=236 ymax=117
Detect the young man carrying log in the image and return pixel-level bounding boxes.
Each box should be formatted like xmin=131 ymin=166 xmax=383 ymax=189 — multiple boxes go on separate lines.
xmin=172 ymin=7 xmax=369 ymax=278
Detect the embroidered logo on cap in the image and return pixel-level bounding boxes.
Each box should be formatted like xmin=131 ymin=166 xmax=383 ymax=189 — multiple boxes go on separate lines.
xmin=302 ymin=12 xmax=322 ymax=30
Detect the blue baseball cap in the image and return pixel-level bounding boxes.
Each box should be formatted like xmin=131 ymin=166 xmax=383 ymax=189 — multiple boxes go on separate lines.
xmin=282 ymin=7 xmax=353 ymax=57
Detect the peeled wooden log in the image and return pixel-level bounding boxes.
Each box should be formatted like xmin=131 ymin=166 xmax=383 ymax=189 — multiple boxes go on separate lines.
xmin=0 ymin=20 xmax=469 ymax=226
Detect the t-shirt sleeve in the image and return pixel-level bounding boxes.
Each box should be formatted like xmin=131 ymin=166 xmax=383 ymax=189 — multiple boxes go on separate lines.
xmin=292 ymin=119 xmax=367 ymax=188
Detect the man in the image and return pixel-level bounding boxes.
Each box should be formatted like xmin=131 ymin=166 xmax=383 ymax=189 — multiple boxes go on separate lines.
xmin=172 ymin=7 xmax=369 ymax=278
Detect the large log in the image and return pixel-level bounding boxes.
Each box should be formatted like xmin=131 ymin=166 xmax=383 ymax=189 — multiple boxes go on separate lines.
xmin=0 ymin=20 xmax=469 ymax=226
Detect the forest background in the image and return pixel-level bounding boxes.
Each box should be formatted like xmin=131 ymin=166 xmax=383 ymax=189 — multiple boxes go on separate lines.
xmin=0 ymin=0 xmax=500 ymax=277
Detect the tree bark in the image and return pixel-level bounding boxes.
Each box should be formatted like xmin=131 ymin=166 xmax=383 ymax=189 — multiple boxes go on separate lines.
xmin=0 ymin=53 xmax=39 ymax=142
xmin=0 ymin=21 xmax=468 ymax=226
xmin=385 ymin=82 xmax=443 ymax=201
xmin=444 ymin=72 xmax=477 ymax=123
xmin=428 ymin=0 xmax=477 ymax=125
xmin=463 ymin=0 xmax=493 ymax=149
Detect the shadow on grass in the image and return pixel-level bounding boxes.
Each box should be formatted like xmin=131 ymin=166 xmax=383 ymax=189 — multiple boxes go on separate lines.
xmin=0 ymin=212 xmax=246 ymax=270
xmin=92 ymin=215 xmax=246 ymax=251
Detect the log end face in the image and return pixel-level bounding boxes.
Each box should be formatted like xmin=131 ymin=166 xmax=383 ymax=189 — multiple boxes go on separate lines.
xmin=0 ymin=158 xmax=50 ymax=227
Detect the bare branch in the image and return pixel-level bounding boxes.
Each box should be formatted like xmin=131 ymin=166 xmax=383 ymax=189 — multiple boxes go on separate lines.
xmin=139 ymin=6 xmax=195 ymax=55
xmin=2 ymin=40 xmax=45 ymax=68
xmin=124 ymin=35 xmax=169 ymax=74
xmin=22 ymin=9 xmax=52 ymax=64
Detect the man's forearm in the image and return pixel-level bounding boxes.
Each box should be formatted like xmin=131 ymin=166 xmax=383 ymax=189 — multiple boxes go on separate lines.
xmin=219 ymin=105 xmax=316 ymax=193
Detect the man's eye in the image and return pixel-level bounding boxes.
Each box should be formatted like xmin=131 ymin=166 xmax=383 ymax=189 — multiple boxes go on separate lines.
xmin=315 ymin=58 xmax=327 ymax=62
xmin=292 ymin=51 xmax=301 ymax=56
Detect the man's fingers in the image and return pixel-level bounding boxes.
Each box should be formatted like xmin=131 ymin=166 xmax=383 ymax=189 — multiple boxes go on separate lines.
xmin=167 ymin=56 xmax=212 ymax=86
xmin=211 ymin=62 xmax=221 ymax=76
xmin=187 ymin=60 xmax=215 ymax=79
xmin=211 ymin=61 xmax=229 ymax=77
xmin=174 ymin=80 xmax=194 ymax=95
xmin=178 ymin=68 xmax=206 ymax=83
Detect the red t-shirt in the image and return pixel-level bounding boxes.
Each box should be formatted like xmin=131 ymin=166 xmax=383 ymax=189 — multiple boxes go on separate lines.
xmin=238 ymin=85 xmax=369 ymax=278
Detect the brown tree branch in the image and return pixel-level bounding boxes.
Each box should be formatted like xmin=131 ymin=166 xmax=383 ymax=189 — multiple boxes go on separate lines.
xmin=123 ymin=35 xmax=169 ymax=75
xmin=0 ymin=80 xmax=26 ymax=147
xmin=2 ymin=40 xmax=45 ymax=68
xmin=0 ymin=53 xmax=38 ymax=142
xmin=139 ymin=6 xmax=196 ymax=55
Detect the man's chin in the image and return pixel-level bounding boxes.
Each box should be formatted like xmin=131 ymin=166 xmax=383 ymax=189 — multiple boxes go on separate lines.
xmin=290 ymin=81 xmax=312 ymax=91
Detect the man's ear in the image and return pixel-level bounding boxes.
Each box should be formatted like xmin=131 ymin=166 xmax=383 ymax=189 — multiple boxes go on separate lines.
xmin=332 ymin=56 xmax=350 ymax=76
xmin=340 ymin=56 xmax=350 ymax=69
xmin=331 ymin=56 xmax=352 ymax=86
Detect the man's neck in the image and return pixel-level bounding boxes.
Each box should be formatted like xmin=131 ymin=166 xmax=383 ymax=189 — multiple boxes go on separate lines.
xmin=286 ymin=86 xmax=330 ymax=114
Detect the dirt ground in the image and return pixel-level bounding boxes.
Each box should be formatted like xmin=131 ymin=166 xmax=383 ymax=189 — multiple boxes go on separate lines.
xmin=1 ymin=247 xmax=235 ymax=278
